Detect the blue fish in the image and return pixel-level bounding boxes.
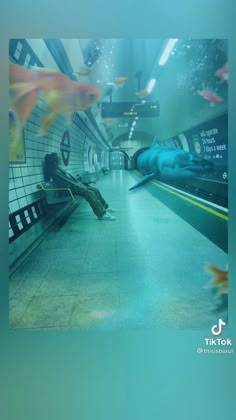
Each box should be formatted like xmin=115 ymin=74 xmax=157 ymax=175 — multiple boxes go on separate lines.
xmin=129 ymin=137 xmax=214 ymax=190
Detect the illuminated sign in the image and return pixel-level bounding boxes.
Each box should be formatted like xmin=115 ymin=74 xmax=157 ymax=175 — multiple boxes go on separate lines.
xmin=101 ymin=101 xmax=160 ymax=118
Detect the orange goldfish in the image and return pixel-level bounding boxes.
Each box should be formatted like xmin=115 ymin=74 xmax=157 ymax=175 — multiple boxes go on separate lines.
xmin=9 ymin=63 xmax=102 ymax=136
xmin=215 ymin=63 xmax=228 ymax=82
xmin=197 ymin=89 xmax=223 ymax=106
xmin=9 ymin=64 xmax=39 ymax=127
xmin=136 ymin=89 xmax=149 ymax=97
xmin=207 ymin=265 xmax=228 ymax=296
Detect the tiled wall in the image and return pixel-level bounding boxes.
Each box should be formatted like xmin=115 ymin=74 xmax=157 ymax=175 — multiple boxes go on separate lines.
xmin=9 ymin=38 xmax=110 ymax=265
xmin=10 ymin=103 xmax=85 ymax=214
xmin=9 ymin=102 xmax=109 ymax=265
xmin=9 ymin=101 xmax=109 ymax=213
xmin=9 ymin=40 xmax=109 ymax=216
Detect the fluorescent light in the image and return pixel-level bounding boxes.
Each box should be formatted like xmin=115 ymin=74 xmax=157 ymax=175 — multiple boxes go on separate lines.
xmin=132 ymin=121 xmax=136 ymax=126
xmin=159 ymin=39 xmax=178 ymax=65
xmin=146 ymin=79 xmax=156 ymax=94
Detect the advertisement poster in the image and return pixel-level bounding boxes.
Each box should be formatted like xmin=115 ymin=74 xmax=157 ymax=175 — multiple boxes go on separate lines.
xmin=9 ymin=110 xmax=26 ymax=163
xmin=185 ymin=113 xmax=228 ymax=181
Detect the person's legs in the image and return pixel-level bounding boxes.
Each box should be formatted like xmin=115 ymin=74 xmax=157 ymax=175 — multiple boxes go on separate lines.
xmin=60 ymin=181 xmax=115 ymax=220
xmin=85 ymin=190 xmax=108 ymax=219
xmin=87 ymin=186 xmax=116 ymax=213
xmin=87 ymin=186 xmax=109 ymax=209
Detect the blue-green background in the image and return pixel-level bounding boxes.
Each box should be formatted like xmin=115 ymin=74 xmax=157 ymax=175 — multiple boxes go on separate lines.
xmin=0 ymin=1 xmax=235 ymax=419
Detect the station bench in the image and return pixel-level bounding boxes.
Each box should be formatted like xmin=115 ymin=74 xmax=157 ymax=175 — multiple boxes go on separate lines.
xmin=9 ymin=170 xmax=106 ymax=273
xmin=36 ymin=181 xmax=77 ymax=205
xmin=9 ymin=181 xmax=82 ymax=274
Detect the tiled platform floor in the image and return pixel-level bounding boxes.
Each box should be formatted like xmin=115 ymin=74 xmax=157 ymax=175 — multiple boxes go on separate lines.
xmin=9 ymin=170 xmax=228 ymax=330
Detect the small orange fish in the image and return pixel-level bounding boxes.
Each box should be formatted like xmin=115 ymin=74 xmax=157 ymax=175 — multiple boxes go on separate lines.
xmin=207 ymin=265 xmax=228 ymax=296
xmin=114 ymin=76 xmax=128 ymax=86
xmin=136 ymin=89 xmax=149 ymax=97
xmin=197 ymin=89 xmax=223 ymax=106
xmin=215 ymin=63 xmax=228 ymax=82
xmin=75 ymin=66 xmax=90 ymax=76
xmin=9 ymin=63 xmax=102 ymax=136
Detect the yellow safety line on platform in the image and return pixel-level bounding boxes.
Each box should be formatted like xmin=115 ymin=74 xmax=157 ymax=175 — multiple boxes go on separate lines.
xmin=151 ymin=180 xmax=228 ymax=221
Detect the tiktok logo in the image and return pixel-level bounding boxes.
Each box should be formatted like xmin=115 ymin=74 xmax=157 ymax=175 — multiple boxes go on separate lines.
xmin=211 ymin=319 xmax=226 ymax=336
xmin=203 ymin=319 xmax=232 ymax=347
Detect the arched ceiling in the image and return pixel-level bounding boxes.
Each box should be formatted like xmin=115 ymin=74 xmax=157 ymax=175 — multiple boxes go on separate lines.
xmin=78 ymin=38 xmax=167 ymax=147
xmin=78 ymin=38 xmax=227 ymax=150
xmin=24 ymin=38 xmax=228 ymax=153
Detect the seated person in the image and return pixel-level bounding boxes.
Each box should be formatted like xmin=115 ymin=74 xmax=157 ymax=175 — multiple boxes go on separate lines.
xmin=44 ymin=153 xmax=116 ymax=221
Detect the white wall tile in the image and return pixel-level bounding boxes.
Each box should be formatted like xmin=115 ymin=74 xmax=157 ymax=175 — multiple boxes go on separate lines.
xmin=16 ymin=187 xmax=26 ymax=198
xmin=14 ymin=178 xmax=23 ymax=188
xmin=18 ymin=197 xmax=27 ymax=208
xmin=13 ymin=167 xmax=22 ymax=177
xmin=25 ymin=185 xmax=33 ymax=194
xmin=9 ymin=101 xmax=106 ymax=224
xmin=9 ymin=189 xmax=17 ymax=202
xmin=10 ymin=200 xmax=20 ymax=213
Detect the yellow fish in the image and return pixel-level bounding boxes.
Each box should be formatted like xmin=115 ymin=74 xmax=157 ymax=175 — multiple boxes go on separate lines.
xmin=9 ymin=63 xmax=102 ymax=136
xmin=207 ymin=265 xmax=228 ymax=296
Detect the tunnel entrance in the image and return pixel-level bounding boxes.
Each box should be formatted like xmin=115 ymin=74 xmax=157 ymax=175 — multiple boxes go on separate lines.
xmin=110 ymin=150 xmax=130 ymax=169
xmin=131 ymin=147 xmax=149 ymax=170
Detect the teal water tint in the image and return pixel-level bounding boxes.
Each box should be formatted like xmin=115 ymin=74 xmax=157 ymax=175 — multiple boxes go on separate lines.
xmin=1 ymin=1 xmax=235 ymax=420
xmin=9 ymin=171 xmax=227 ymax=331
xmin=228 ymin=28 xmax=236 ymax=333
xmin=1 ymin=330 xmax=235 ymax=419
xmin=154 ymin=39 xmax=228 ymax=142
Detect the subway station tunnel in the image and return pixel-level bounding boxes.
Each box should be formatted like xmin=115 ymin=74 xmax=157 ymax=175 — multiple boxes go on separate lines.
xmin=9 ymin=38 xmax=228 ymax=330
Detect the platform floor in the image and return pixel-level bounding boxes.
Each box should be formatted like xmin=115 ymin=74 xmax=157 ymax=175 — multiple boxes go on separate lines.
xmin=9 ymin=170 xmax=228 ymax=330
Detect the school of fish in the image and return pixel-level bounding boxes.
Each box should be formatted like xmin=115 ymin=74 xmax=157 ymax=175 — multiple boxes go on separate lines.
xmin=9 ymin=57 xmax=227 ymax=138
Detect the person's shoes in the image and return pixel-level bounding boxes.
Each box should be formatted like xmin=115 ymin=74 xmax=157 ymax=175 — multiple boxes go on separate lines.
xmin=101 ymin=211 xmax=116 ymax=221
xmin=106 ymin=207 xmax=116 ymax=213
